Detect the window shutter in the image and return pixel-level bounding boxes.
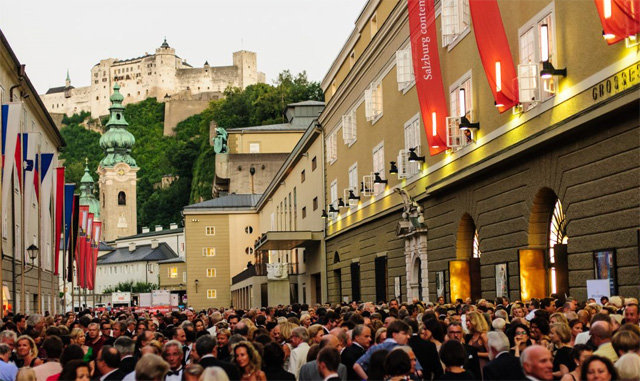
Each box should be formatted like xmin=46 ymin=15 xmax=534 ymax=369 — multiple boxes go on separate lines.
xmin=364 ymin=87 xmax=374 ymax=121
xmin=361 ymin=175 xmax=374 ymax=196
xmin=446 ymin=117 xmax=463 ymax=148
xmin=518 ymin=63 xmax=540 ymax=103
xmin=397 ymin=150 xmax=408 ymax=179
xmin=441 ymin=0 xmax=460 ymax=47
xmin=373 ymin=83 xmax=383 ymax=116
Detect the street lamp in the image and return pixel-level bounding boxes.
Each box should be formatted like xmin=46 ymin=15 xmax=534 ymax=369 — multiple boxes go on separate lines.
xmin=16 ymin=245 xmax=39 ymax=276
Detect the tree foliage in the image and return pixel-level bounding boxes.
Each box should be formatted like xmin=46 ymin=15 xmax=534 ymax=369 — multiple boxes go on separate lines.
xmin=102 ymin=281 xmax=158 ymax=294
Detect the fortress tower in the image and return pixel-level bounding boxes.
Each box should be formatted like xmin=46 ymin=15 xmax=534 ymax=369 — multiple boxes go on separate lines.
xmin=98 ymin=84 xmax=138 ymax=241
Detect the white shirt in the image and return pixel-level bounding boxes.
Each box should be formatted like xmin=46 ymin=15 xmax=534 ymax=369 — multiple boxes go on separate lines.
xmin=99 ymin=369 xmax=118 ymax=381
xmin=165 ymin=367 xmax=183 ymax=381
xmin=574 ymin=331 xmax=591 ymax=345
xmin=288 ymin=342 xmax=310 ymax=379
xmin=122 ymin=371 xmax=135 ymax=381
xmin=322 ymin=372 xmax=339 ymax=381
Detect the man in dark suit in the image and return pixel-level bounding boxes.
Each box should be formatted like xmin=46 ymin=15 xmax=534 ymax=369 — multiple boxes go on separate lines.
xmin=113 ymin=336 xmax=136 ymax=377
xmin=95 ymin=346 xmax=122 ymax=380
xmin=483 ymin=331 xmax=526 ymax=380
xmin=341 ymin=325 xmax=371 ymax=381
xmin=318 ymin=347 xmax=342 ymax=381
xmin=406 ymin=318 xmax=443 ymax=380
xmin=446 ymin=322 xmax=481 ymax=379
xmin=195 ymin=334 xmax=240 ymax=381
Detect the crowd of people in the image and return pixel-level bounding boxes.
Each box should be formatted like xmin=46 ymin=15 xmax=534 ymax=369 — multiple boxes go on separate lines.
xmin=0 ymin=294 xmax=637 ymax=381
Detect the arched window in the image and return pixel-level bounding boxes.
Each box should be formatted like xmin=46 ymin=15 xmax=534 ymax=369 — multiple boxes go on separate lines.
xmin=473 ymin=229 xmax=481 ymax=258
xmin=118 ymin=191 xmax=126 ymax=205
xmin=549 ymin=199 xmax=568 ymax=294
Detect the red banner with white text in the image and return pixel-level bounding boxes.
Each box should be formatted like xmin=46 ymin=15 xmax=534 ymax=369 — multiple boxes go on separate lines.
xmin=595 ymin=0 xmax=640 ymax=45
xmin=469 ymin=0 xmax=519 ymax=113
xmin=54 ymin=168 xmax=64 ymax=275
xmin=408 ymin=0 xmax=449 ymax=155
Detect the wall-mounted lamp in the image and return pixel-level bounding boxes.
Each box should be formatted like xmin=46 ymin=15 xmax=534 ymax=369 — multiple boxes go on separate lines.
xmin=389 ymin=161 xmax=398 ymax=175
xmin=328 ymin=204 xmax=339 ymax=214
xmin=408 ymin=148 xmax=425 ymax=162
xmin=540 ymin=61 xmax=567 ymax=79
xmin=194 ymin=279 xmax=199 ymax=293
xmin=348 ymin=190 xmax=360 ymax=207
xmin=602 ymin=30 xmax=616 ymax=41
xmin=373 ymin=172 xmax=388 ymax=184
xmin=321 ymin=209 xmax=328 ymax=219
xmin=494 ymin=100 xmax=504 ymax=108
xmin=337 ymin=198 xmax=345 ymax=208
xmin=459 ymin=117 xmax=480 ymax=130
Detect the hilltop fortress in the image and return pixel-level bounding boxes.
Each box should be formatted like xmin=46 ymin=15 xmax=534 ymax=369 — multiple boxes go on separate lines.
xmin=41 ymin=39 xmax=265 ymax=120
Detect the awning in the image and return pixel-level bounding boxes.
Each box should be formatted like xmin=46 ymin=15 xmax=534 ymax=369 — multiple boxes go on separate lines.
xmin=254 ymin=231 xmax=322 ymax=251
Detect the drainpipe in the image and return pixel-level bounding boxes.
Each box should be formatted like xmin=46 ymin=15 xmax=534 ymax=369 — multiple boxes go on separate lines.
xmin=318 ymin=120 xmax=328 ymax=304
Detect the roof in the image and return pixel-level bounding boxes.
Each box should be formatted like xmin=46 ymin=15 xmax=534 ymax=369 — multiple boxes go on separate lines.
xmin=117 ymin=227 xmax=183 ymax=240
xmin=46 ymin=86 xmax=73 ymax=94
xmin=99 ymin=242 xmax=114 ymax=251
xmin=158 ymin=256 xmax=185 ymax=264
xmin=97 ymin=242 xmax=178 ymax=265
xmin=226 ymin=123 xmax=305 ymax=133
xmin=184 ymin=194 xmax=261 ymax=210
xmin=286 ymin=100 xmax=325 ymax=107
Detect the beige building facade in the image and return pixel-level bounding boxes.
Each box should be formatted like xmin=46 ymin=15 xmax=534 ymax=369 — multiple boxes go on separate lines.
xmin=322 ymin=0 xmax=639 ymax=304
xmin=41 ymin=40 xmax=265 ymax=118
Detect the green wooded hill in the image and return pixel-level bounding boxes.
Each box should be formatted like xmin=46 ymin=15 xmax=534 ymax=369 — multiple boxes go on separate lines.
xmin=59 ymin=70 xmax=322 ymax=232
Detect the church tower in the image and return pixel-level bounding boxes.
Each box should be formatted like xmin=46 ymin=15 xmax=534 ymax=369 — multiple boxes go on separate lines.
xmin=98 ymin=84 xmax=138 ymax=241
xmin=79 ymin=161 xmax=101 ymax=221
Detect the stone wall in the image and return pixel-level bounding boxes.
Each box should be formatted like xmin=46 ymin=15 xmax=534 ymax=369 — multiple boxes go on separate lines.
xmin=163 ymin=92 xmax=222 ymax=135
xmin=227 ymin=153 xmax=290 ymax=195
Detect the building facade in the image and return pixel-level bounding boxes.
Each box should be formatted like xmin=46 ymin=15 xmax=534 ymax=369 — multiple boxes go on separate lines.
xmin=322 ymin=0 xmax=639 ymax=304
xmin=0 ymin=29 xmax=65 ymax=315
xmin=41 ymin=40 xmax=265 ymax=118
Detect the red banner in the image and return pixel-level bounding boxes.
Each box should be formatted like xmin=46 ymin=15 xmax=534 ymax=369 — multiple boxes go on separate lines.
xmin=595 ymin=0 xmax=640 ymax=45
xmin=408 ymin=0 xmax=449 ymax=155
xmin=469 ymin=0 xmax=519 ymax=113
xmin=76 ymin=205 xmax=89 ymax=288
xmin=54 ymin=168 xmax=64 ymax=275
xmin=91 ymin=221 xmax=101 ymax=292
xmin=86 ymin=213 xmax=94 ymax=290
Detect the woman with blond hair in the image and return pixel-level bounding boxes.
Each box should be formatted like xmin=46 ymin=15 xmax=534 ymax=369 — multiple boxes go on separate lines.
xmin=465 ymin=311 xmax=490 ymax=367
xmin=232 ymin=341 xmax=266 ymax=381
xmin=69 ymin=328 xmax=91 ymax=361
xmin=307 ymin=324 xmax=324 ymax=345
xmin=279 ymin=321 xmax=297 ymax=370
xmin=550 ymin=323 xmax=574 ymax=378
xmin=15 ymin=336 xmax=42 ymax=368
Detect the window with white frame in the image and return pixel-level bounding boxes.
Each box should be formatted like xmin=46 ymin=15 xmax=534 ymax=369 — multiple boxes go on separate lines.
xmin=249 ymin=142 xmax=260 ymax=153
xmin=348 ymin=163 xmax=358 ymax=208
xmin=169 ymin=267 xmax=178 ymax=278
xmin=365 ymin=81 xmax=383 ymax=122
xmin=205 ymin=226 xmax=215 ymax=235
xmin=372 ymin=143 xmax=385 ymax=195
xmin=330 ymin=180 xmax=338 ymax=209
xmin=396 ymin=47 xmax=414 ymax=91
xmin=518 ymin=4 xmax=556 ymax=106
xmin=202 ymin=247 xmax=216 ymax=256
xmin=206 ymin=268 xmax=216 ymax=277
xmin=446 ymin=73 xmax=474 ymax=150
xmin=403 ymin=116 xmax=421 ymax=177
xmin=342 ymin=109 xmax=357 ymax=145
xmin=326 ymin=130 xmax=338 ymax=163
xmin=207 ymin=289 xmax=217 ymax=299
xmin=441 ymin=0 xmax=471 ymax=48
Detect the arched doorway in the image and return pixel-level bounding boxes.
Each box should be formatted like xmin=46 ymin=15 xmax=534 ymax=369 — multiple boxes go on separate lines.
xmin=450 ymin=214 xmax=481 ymax=302
xmin=525 ymin=188 xmax=569 ymax=298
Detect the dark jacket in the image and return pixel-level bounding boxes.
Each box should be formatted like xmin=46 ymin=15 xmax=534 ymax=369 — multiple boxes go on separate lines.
xmin=119 ymin=356 xmax=136 ymax=376
xmin=482 ymin=352 xmax=525 ymax=380
xmin=341 ymin=344 xmax=365 ymax=381
xmin=462 ymin=344 xmax=481 ymax=380
xmin=264 ymin=367 xmax=296 ymax=381
xmin=408 ymin=335 xmax=443 ymax=380
xmin=199 ymin=355 xmax=241 ymax=381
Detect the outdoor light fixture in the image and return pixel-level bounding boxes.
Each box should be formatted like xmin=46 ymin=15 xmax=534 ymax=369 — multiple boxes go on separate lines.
xmin=348 ymin=190 xmax=360 ymax=207
xmin=321 ymin=209 xmax=328 ymax=219
xmin=459 ymin=116 xmax=480 ymax=130
xmin=26 ymin=244 xmax=39 ymax=263
xmin=389 ymin=161 xmax=398 ymax=175
xmin=540 ymin=61 xmax=567 ymax=79
xmin=337 ymin=198 xmax=345 ymax=208
xmin=194 ymin=279 xmax=199 ymax=293
xmin=373 ymin=172 xmax=388 ymax=184
xmin=602 ymin=30 xmax=616 ymax=40
xmin=328 ymin=204 xmax=339 ymax=214
xmin=494 ymin=100 xmax=504 ymax=108
xmin=408 ymin=147 xmax=425 ymax=162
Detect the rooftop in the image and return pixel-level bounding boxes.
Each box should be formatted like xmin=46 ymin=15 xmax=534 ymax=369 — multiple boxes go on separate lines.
xmin=226 ymin=123 xmax=305 ymax=133
xmin=97 ymin=242 xmax=178 ymax=265
xmin=184 ymin=193 xmax=261 ymax=210
xmin=46 ymin=85 xmax=74 ymax=94
xmin=117 ymin=227 xmax=183 ymax=240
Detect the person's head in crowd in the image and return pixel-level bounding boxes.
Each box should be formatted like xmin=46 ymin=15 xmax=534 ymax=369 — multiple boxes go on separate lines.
xmin=423 ymin=317 xmax=445 ymax=343
xmin=290 ymin=327 xmax=309 ymax=349
xmin=393 ymin=346 xmax=417 ymax=375
xmin=316 ymin=347 xmax=341 ymax=379
xmin=439 ymin=340 xmax=467 ymax=371
xmin=262 ymin=342 xmax=286 ymax=369
xmin=195 ymin=334 xmax=216 ymax=359
xmin=26 ymin=314 xmax=44 ymax=334
xmin=494 ymin=308 xmax=509 ymax=322
xmin=269 ymin=323 xmax=281 ymax=343
xmin=486 ymin=331 xmax=510 ymax=360
xmin=233 ymin=341 xmax=261 ymax=374
xmin=550 ymin=312 xmax=569 ymax=325
xmin=162 ymin=340 xmax=183 ymax=371
xmin=217 ymin=328 xmax=230 ymax=347
xmin=100 ymin=321 xmax=112 ymax=338
xmin=582 ymin=355 xmax=617 ymax=381
xmin=492 ymin=318 xmax=506 ymax=332
xmin=13 ymin=314 xmax=26 ymax=333
xmin=0 ymin=330 xmax=17 ymax=351
xmin=329 ymin=327 xmax=348 ymax=350
xmin=530 ymin=316 xmax=550 ymax=340
xmin=306 ymin=344 xmax=320 ymax=362
xmin=368 ymin=349 xmax=390 ymax=381
xmin=308 ymin=324 xmax=324 ymax=345
xmin=135 ymin=353 xmax=170 ymax=381
xmin=111 ymin=322 xmax=126 ymax=339
xmin=184 ymin=364 xmax=204 ymax=381
xmin=615 ymin=353 xmax=640 ymax=381
xmin=60 ymin=344 xmax=85 ymax=367
xmin=16 ymin=335 xmax=38 ymax=360
xmin=87 ymin=322 xmax=100 ymax=341
xmin=549 ymin=323 xmax=571 ymax=346
xmin=200 ymin=366 xmax=230 ymax=381
xmin=59 ymin=359 xmax=91 ymax=381
xmin=520 ymin=345 xmax=554 ymax=381
xmin=446 ymin=321 xmax=464 ymax=343
xmin=234 ymin=320 xmax=249 ymax=337
xmin=624 ymin=303 xmax=639 ymax=325
xmin=352 ymin=324 xmax=372 ymax=350
xmin=142 ymin=341 xmax=162 ymax=355
xmin=611 ymin=329 xmax=640 ymax=357
xmin=227 ymin=315 xmax=239 ymax=332
xmin=171 ymin=327 xmax=186 ymax=345
xmin=114 ymin=336 xmax=135 ymax=358
xmin=466 ymin=311 xmax=489 ymax=334
xmin=96 ymin=346 xmax=120 ymax=377
xmin=45 ymin=326 xmax=60 ymax=338
xmin=69 ymin=328 xmax=85 ymax=346
xmin=590 ymin=321 xmax=613 ymax=348
xmin=389 ymin=299 xmax=399 ymax=310
xmin=136 ymin=321 xmax=147 ymax=336
xmin=193 ymin=319 xmax=205 ymax=333
xmin=0 ymin=343 xmax=11 ymax=363
xmin=569 ymin=344 xmax=593 ymax=380
xmin=42 ymin=336 xmax=63 ymax=360
xmin=386 ymin=320 xmax=411 ymax=345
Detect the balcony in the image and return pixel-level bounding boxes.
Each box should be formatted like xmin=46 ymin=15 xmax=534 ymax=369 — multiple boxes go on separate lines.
xmin=232 ymin=263 xmax=266 ymax=284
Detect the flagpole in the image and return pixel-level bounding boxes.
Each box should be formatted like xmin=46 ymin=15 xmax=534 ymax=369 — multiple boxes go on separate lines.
xmin=37 ymin=140 xmax=42 ymax=314
xmin=20 ymin=122 xmax=25 ymax=314
xmin=0 ymin=104 xmax=4 ymax=320
xmin=62 ymin=187 xmax=66 ymax=312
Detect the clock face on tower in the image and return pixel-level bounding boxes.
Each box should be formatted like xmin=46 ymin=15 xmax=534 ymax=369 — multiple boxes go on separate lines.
xmin=118 ymin=169 xmax=125 ymax=176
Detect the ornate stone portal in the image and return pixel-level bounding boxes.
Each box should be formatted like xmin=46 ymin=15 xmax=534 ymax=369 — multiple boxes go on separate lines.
xmin=394 ymin=189 xmax=429 ymax=302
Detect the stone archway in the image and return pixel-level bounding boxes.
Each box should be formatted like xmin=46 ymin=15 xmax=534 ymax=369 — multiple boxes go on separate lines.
xmin=405 ymin=233 xmax=429 ymax=302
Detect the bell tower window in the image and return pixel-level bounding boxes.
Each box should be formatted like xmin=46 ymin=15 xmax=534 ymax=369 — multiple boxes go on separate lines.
xmin=118 ymin=191 xmax=126 ymax=205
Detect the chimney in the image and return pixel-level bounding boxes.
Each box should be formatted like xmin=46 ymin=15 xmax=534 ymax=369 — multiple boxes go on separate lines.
xmin=155 ymin=225 xmax=163 ymax=232
xmin=128 ymin=242 xmax=136 ymax=252
xmin=142 ymin=227 xmax=150 ymax=233
xmin=151 ymin=239 xmax=159 ymax=249
xmin=170 ymin=223 xmax=178 ymax=229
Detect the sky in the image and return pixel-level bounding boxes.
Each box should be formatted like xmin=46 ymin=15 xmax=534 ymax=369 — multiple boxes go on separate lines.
xmin=1 ymin=0 xmax=368 ymax=94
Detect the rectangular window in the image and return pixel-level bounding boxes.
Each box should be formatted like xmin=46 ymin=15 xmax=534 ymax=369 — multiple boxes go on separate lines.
xmin=311 ymin=156 xmax=317 ymax=171
xmin=183 ymin=272 xmax=187 ymax=282
xmin=403 ymin=116 xmax=422 ymax=177
xmin=202 ymin=247 xmax=216 ymax=256
xmin=205 ymin=226 xmax=215 ymax=235
xmin=334 ymin=269 xmax=342 ymax=302
xmin=365 ymin=82 xmax=383 ymax=122
xmin=342 ymin=109 xmax=357 ymax=145
xmin=447 ymin=73 xmax=474 ymax=149
xmin=441 ymin=0 xmax=471 ymax=47
xmin=326 ymin=131 xmax=338 ymax=164
xmin=396 ymin=47 xmax=414 ymax=91
xmin=372 ymin=142 xmax=385 ymax=195
xmin=370 ymin=13 xmax=378 ymax=36
xmin=207 ymin=289 xmax=217 ymax=299
xmin=301 ymin=170 xmax=306 ymax=183
xmin=375 ymin=256 xmax=388 ymax=302
xmin=313 ymin=197 xmax=318 ymax=211
xmin=302 ymin=207 xmax=307 ymax=219
xmin=169 ymin=267 xmax=178 ymax=278
xmin=350 ymin=262 xmax=361 ymax=302
xmin=348 ymin=162 xmax=358 ymax=196
xmin=206 ymin=268 xmax=216 ymax=277
xmin=249 ymin=142 xmax=260 ymax=153
xmin=330 ymin=180 xmax=338 ymax=209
